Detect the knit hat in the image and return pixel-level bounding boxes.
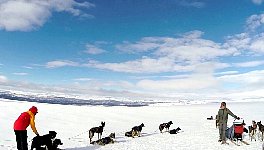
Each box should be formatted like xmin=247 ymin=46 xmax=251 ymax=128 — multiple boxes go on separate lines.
xmin=29 ymin=106 xmax=38 ymax=115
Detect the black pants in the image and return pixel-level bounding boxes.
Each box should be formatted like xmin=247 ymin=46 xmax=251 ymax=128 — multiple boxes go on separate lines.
xmin=14 ymin=130 xmax=28 ymax=150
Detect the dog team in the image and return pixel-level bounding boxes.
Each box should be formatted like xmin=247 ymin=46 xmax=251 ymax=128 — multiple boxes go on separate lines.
xmin=13 ymin=106 xmax=181 ymax=150
xmin=89 ymin=121 xmax=181 ymax=145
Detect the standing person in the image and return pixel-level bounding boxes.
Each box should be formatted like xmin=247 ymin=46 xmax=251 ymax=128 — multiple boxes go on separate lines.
xmin=217 ymin=102 xmax=239 ymax=144
xmin=14 ymin=106 xmax=39 ymax=150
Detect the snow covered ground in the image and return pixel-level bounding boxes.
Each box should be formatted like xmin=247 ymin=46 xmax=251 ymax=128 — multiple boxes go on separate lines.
xmin=1 ymin=98 xmax=264 ymax=150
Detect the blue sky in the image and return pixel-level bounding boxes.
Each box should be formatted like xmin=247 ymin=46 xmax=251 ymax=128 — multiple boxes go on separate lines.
xmin=1 ymin=0 xmax=264 ymax=100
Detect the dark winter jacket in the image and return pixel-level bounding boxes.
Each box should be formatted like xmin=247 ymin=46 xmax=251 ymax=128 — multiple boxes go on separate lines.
xmin=217 ymin=108 xmax=238 ymax=124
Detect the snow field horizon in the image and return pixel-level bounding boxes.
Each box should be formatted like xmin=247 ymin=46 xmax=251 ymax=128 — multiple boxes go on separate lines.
xmin=1 ymin=98 xmax=264 ymax=150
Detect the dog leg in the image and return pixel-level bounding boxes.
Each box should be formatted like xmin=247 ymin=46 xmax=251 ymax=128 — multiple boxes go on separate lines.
xmin=132 ymin=130 xmax=136 ymax=138
xmin=46 ymin=142 xmax=53 ymax=150
xmin=30 ymin=145 xmax=34 ymax=150
xmin=159 ymin=126 xmax=163 ymax=133
xmin=250 ymin=132 xmax=253 ymax=141
xmin=89 ymin=131 xmax=94 ymax=144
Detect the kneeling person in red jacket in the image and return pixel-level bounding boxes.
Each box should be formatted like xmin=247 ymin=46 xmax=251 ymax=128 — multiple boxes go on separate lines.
xmin=14 ymin=106 xmax=39 ymax=150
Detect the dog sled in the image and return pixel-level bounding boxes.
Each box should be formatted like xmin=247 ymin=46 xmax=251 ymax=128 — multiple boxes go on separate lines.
xmin=226 ymin=120 xmax=249 ymax=146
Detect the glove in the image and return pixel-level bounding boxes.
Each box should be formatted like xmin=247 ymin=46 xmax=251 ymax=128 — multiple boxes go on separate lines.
xmin=36 ymin=133 xmax=40 ymax=136
xmin=236 ymin=117 xmax=240 ymax=120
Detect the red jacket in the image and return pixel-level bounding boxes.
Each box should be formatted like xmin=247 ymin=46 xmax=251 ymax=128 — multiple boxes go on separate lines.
xmin=13 ymin=106 xmax=38 ymax=135
xmin=14 ymin=112 xmax=31 ymax=130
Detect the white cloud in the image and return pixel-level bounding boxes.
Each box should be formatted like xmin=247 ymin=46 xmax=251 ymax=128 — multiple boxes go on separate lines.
xmin=178 ymin=0 xmax=205 ymax=8
xmin=74 ymin=78 xmax=92 ymax=81
xmin=0 ymin=1 xmax=50 ymax=31
xmin=214 ymin=71 xmax=239 ymax=76
xmin=225 ymin=32 xmax=264 ymax=54
xmin=46 ymin=30 xmax=231 ymax=73
xmin=116 ymin=40 xmax=160 ymax=54
xmin=182 ymin=30 xmax=204 ymax=38
xmin=249 ymin=34 xmax=264 ymax=53
xmin=233 ymin=60 xmax=264 ymax=67
xmin=46 ymin=60 xmax=79 ymax=68
xmin=50 ymin=0 xmax=94 ymax=16
xmin=246 ymin=13 xmax=264 ymax=31
xmin=252 ymin=0 xmax=263 ymax=5
xmin=218 ymin=70 xmax=264 ymax=89
xmin=137 ymin=63 xmax=218 ymax=91
xmin=137 ymin=76 xmax=217 ymax=91
xmin=224 ymin=33 xmax=250 ymax=53
xmin=23 ymin=66 xmax=33 ymax=69
xmin=0 ymin=0 xmax=94 ymax=31
xmin=87 ymin=31 xmax=235 ymax=73
xmin=13 ymin=72 xmax=28 ymax=76
xmin=87 ymin=58 xmax=229 ymax=74
xmin=0 ymin=75 xmax=7 ymax=83
xmin=86 ymin=80 xmax=135 ymax=91
xmin=154 ymin=40 xmax=233 ymax=62
xmin=86 ymin=57 xmax=178 ymax=73
xmin=224 ymin=14 xmax=264 ymax=54
xmin=122 ymin=31 xmax=235 ymax=62
xmin=84 ymin=43 xmax=106 ymax=55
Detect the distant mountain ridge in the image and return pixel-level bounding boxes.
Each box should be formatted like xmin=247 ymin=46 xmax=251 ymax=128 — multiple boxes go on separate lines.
xmin=0 ymin=91 xmax=152 ymax=107
xmin=2 ymin=90 xmax=261 ymax=107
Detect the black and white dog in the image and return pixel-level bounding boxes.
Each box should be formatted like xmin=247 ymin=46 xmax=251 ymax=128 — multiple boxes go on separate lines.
xmin=131 ymin=123 xmax=145 ymax=138
xmin=91 ymin=133 xmax=115 ymax=146
xmin=159 ymin=121 xmax=173 ymax=133
xmin=31 ymin=131 xmax=62 ymax=150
